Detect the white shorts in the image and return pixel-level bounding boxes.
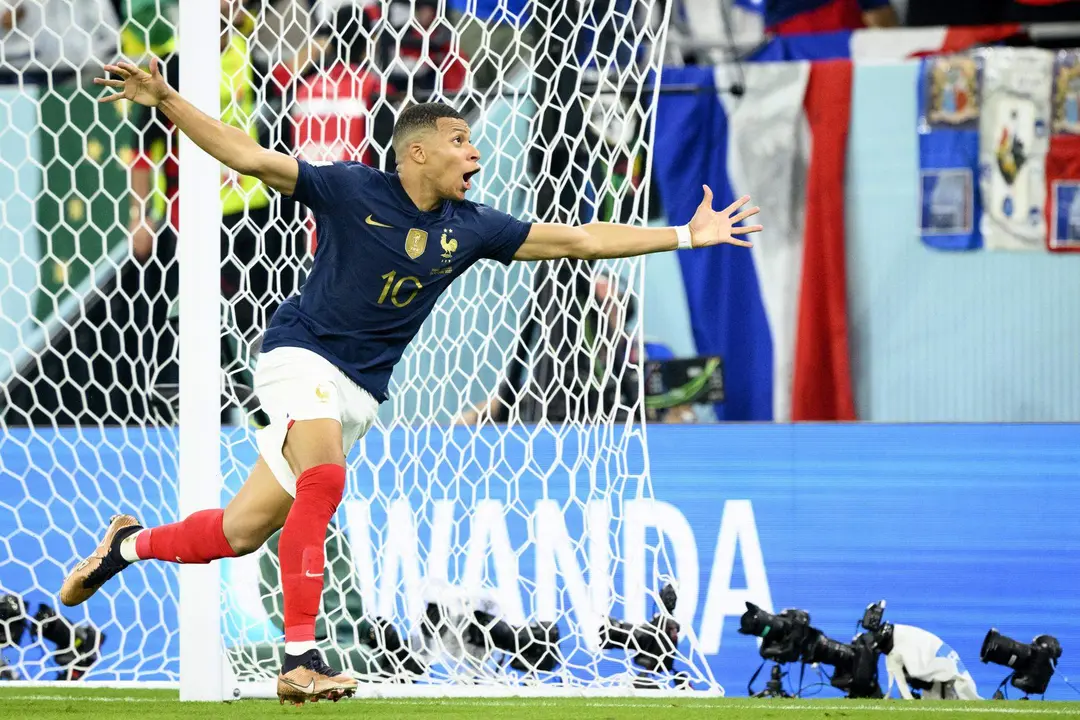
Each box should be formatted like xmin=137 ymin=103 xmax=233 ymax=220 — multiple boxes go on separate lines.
xmin=253 ymin=346 xmax=379 ymax=496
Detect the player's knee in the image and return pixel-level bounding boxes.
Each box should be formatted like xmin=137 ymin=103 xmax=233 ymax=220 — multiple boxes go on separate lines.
xmin=226 ymin=531 xmax=264 ymax=557
xmin=222 ymin=516 xmax=279 ymax=556
xmin=282 ymin=418 xmax=346 ymax=477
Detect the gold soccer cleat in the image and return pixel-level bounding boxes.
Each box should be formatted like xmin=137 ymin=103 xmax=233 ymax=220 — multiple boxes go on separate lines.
xmin=59 ymin=514 xmax=141 ymax=607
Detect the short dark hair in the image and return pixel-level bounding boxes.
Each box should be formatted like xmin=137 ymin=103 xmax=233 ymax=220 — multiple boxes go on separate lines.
xmin=391 ymin=103 xmax=465 ymax=158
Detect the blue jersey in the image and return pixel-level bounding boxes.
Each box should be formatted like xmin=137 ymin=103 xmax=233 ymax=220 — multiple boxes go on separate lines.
xmin=261 ymin=160 xmax=532 ymax=402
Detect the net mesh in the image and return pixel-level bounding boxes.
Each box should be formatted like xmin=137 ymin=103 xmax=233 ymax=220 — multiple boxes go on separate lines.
xmin=0 ymin=0 xmax=720 ymax=693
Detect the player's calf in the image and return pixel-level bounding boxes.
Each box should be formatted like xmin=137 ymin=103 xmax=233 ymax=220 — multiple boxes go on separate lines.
xmin=59 ymin=508 xmax=249 ymax=607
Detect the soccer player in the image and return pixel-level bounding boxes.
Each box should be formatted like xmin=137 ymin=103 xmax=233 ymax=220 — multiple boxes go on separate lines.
xmin=61 ymin=58 xmax=761 ymax=704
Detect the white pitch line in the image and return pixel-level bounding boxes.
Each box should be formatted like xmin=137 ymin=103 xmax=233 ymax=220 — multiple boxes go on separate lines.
xmin=379 ymin=700 xmax=1080 ymax=715
xmin=0 ymin=695 xmax=1077 ymax=714
xmin=0 ymin=695 xmax=159 ymax=703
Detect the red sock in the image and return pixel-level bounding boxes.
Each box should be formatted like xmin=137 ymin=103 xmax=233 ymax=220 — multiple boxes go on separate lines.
xmin=280 ymin=464 xmax=346 ymax=644
xmin=135 ymin=508 xmax=238 ymax=564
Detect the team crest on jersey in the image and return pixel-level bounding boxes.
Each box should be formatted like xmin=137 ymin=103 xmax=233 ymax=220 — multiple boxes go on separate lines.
xmin=405 ymin=228 xmax=428 ymax=259
xmin=440 ymin=229 xmax=457 ymax=260
xmin=925 ymin=55 xmax=981 ymax=129
xmin=1052 ymin=51 xmax=1080 ymax=135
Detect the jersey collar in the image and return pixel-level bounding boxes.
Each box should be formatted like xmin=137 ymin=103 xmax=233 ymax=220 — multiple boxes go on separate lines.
xmin=389 ymin=172 xmax=453 ymax=221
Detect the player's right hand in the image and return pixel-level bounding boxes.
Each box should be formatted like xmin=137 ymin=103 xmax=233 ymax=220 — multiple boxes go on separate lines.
xmin=94 ymin=58 xmax=171 ymax=108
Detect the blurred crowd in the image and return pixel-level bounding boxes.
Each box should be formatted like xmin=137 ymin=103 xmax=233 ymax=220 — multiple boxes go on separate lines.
xmin=3 ymin=1 xmax=1078 ymax=82
xmin=0 ymin=0 xmax=1077 ymax=427
xmin=0 ymin=0 xmax=670 ymax=425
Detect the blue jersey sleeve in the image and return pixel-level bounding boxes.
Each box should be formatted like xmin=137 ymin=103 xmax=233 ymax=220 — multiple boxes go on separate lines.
xmin=290 ymin=160 xmax=369 ymax=213
xmin=476 ymin=205 xmax=532 ymax=265
xmin=858 ymin=0 xmax=890 ymax=9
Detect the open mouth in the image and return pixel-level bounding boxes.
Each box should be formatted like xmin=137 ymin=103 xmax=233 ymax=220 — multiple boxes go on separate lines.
xmin=463 ymin=169 xmax=480 ymax=191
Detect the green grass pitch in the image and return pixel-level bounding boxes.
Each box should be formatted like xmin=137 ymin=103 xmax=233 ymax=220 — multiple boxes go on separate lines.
xmin=3 ymin=688 xmax=1080 ymax=720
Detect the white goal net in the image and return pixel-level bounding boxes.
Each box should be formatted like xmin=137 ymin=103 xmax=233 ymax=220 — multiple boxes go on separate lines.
xmin=0 ymin=0 xmax=721 ymax=696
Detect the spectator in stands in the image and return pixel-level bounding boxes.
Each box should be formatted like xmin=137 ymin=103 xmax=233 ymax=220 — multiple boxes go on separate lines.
xmin=267 ymin=4 xmax=380 ymax=165
xmin=765 ymin=0 xmax=899 ymax=35
xmin=368 ymin=0 xmax=469 ymax=168
xmin=125 ymin=0 xmax=301 ymax=420
xmin=118 ymin=0 xmax=177 ymax=59
xmin=664 ymin=0 xmax=764 ymax=64
xmin=0 ymin=0 xmax=119 ymax=77
xmin=448 ymin=0 xmax=533 ymax=99
xmin=375 ymin=0 xmax=468 ymax=99
xmin=264 ymin=4 xmax=379 ymax=256
xmin=286 ymin=1 xmax=468 ymax=170
xmin=457 ymin=272 xmax=643 ymax=425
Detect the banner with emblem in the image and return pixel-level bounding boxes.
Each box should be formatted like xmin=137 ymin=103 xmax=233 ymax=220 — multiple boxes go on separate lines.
xmin=978 ymin=48 xmax=1054 ymax=251
xmin=918 ymin=54 xmax=983 ymax=251
xmin=1046 ymin=50 xmax=1080 ymax=252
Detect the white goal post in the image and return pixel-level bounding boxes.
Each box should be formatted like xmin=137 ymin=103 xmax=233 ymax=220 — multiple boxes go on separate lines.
xmin=0 ymin=0 xmax=724 ymax=700
xmin=177 ymin=0 xmax=225 ymax=702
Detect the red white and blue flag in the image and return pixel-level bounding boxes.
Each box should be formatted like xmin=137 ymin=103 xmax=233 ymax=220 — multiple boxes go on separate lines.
xmin=653 ymin=62 xmax=856 ymax=421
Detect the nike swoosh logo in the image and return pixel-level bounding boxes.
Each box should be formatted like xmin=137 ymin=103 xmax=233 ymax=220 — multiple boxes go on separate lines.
xmin=281 ymin=677 xmax=316 ymax=694
xmin=366 ymin=214 xmax=393 ymax=228
xmin=305 ymin=570 xmax=322 ymax=578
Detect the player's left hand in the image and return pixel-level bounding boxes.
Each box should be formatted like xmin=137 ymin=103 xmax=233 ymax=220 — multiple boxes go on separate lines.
xmin=94 ymin=57 xmax=171 ymax=108
xmin=687 ymin=187 xmax=762 ymax=249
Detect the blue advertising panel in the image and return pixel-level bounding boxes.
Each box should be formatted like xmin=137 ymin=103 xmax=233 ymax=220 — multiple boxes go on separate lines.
xmin=1 ymin=424 xmax=1078 ymax=699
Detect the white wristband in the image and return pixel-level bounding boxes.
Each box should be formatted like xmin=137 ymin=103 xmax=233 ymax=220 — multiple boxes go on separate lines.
xmin=675 ymin=224 xmax=693 ymax=250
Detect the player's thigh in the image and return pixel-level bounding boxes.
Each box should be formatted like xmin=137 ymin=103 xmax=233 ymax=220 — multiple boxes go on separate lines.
xmin=282 ymin=385 xmax=377 ymax=473
xmin=222 ymin=456 xmax=294 ymax=554
xmin=253 ymin=346 xmax=375 ymax=485
xmin=253 ymin=347 xmax=348 ymax=494
xmin=282 ymin=418 xmax=346 ymax=475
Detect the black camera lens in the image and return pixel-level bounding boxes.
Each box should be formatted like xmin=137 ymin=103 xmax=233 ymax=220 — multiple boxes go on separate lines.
xmin=0 ymin=655 xmax=18 ymax=681
xmin=31 ymin=604 xmax=73 ymax=649
xmin=981 ymin=628 xmax=1061 ymax=696
xmin=0 ymin=595 xmax=27 ymax=647
xmin=738 ymin=603 xmax=818 ymax=665
xmin=981 ymin=629 xmax=1033 ymax=668
xmin=739 ymin=603 xmax=785 ymax=638
xmin=805 ymin=633 xmax=856 ymax=668
xmin=26 ymin=604 xmax=105 ymax=681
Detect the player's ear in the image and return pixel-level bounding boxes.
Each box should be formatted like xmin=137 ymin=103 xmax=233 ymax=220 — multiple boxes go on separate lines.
xmin=407 ymin=139 xmax=426 ymax=165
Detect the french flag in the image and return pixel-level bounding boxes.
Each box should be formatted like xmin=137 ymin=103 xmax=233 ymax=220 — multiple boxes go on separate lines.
xmin=652 ymin=61 xmax=855 ymax=422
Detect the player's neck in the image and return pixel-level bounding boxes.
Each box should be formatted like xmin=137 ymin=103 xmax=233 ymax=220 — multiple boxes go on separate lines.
xmin=398 ymin=170 xmax=442 ymax=213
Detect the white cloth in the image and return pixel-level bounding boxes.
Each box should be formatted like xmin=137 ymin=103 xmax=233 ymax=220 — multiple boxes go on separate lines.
xmin=253 ymin=346 xmax=379 ymax=496
xmin=885 ymin=624 xmax=981 ymax=700
xmin=411 ymin=580 xmax=509 ymax=680
xmin=0 ymin=0 xmax=119 ymax=74
xmin=667 ymin=0 xmax=763 ymax=64
xmin=717 ymin=61 xmax=811 ymax=422
xmin=979 ymin=48 xmax=1054 ymax=251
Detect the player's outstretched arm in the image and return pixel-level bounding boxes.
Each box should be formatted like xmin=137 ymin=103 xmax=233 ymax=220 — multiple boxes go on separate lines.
xmin=95 ymin=58 xmax=299 ymax=195
xmin=512 ymin=186 xmax=762 ymax=261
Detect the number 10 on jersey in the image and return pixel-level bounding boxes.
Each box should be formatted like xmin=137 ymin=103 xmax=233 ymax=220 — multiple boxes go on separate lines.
xmin=379 ymin=270 xmax=423 ymax=308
